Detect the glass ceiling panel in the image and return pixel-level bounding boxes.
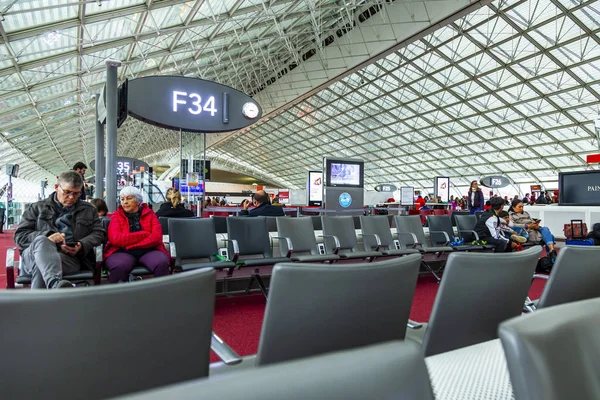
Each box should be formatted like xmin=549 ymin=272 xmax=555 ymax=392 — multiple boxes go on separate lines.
xmin=3 ymin=0 xmax=600 ymax=186
xmin=2 ymin=1 xmax=78 ymax=32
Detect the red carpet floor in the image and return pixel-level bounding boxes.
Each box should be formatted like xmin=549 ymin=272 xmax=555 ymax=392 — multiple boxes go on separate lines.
xmin=0 ymin=230 xmax=547 ymax=362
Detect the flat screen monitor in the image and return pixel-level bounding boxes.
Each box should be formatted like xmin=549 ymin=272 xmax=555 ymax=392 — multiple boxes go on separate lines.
xmin=559 ymin=170 xmax=600 ymax=206
xmin=325 ymin=159 xmax=364 ymax=188
xmin=307 ymin=171 xmax=323 ymax=206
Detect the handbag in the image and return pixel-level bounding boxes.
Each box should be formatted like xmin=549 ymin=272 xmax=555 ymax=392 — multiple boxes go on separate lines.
xmin=563 ymin=219 xmax=588 ymax=240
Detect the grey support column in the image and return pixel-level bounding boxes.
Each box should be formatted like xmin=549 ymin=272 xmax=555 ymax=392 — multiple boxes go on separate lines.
xmin=105 ymin=59 xmax=121 ymax=212
xmin=95 ymin=94 xmax=105 ymax=199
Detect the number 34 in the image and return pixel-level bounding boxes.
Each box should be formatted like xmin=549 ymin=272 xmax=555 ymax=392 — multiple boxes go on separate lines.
xmin=173 ymin=91 xmax=217 ymax=116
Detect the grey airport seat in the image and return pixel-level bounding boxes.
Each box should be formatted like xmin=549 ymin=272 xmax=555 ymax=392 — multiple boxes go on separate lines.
xmin=265 ymin=216 xmax=279 ymax=232
xmin=256 ymin=255 xmax=422 ymax=366
xmin=169 ymin=218 xmax=236 ymax=272
xmin=226 ymin=217 xmax=290 ymax=298
xmin=310 ymin=215 xmax=322 ymax=230
xmin=359 ymin=215 xmax=420 ymax=256
xmin=454 ymin=214 xmax=482 ymax=242
xmin=211 ymin=216 xmax=229 ymax=234
xmin=499 ymin=297 xmax=600 ymax=400
xmin=533 ymin=246 xmax=600 ymax=310
xmin=395 ymin=215 xmax=454 ymax=282
xmin=276 ymin=217 xmax=339 ymax=263
xmin=450 ymin=211 xmax=469 ymax=227
xmin=426 ymin=215 xmax=484 ymax=251
xmin=321 ymin=216 xmax=381 ymax=261
xmin=0 ymin=268 xmax=216 ymax=400
xmin=117 ymin=341 xmax=434 ymax=400
xmin=409 ymin=246 xmax=541 ymax=357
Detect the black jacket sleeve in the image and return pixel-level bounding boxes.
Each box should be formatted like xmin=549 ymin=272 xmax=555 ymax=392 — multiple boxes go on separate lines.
xmin=14 ymin=203 xmax=53 ymax=252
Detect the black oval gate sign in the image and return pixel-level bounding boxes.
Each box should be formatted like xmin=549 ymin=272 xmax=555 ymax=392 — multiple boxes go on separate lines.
xmin=480 ymin=175 xmax=510 ymax=188
xmin=374 ymin=184 xmax=398 ymax=192
xmin=127 ymin=76 xmax=262 ymax=133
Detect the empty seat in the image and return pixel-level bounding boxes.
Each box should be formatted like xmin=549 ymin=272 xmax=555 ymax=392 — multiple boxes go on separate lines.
xmin=411 ymin=246 xmax=542 ymax=356
xmin=321 ymin=216 xmax=381 ymax=260
xmin=211 ymin=216 xmax=229 ymax=234
xmin=276 ymin=217 xmax=339 ymax=263
xmin=0 ymin=269 xmax=216 ymax=400
xmin=310 ymin=215 xmax=322 ymax=231
xmin=169 ymin=218 xmax=236 ymax=272
xmin=119 ymin=342 xmax=434 ymax=400
xmin=395 ymin=215 xmax=454 ymax=282
xmin=359 ymin=215 xmax=419 ymax=256
xmin=256 ymin=255 xmax=422 ymax=365
xmin=500 ymin=297 xmax=600 ymax=400
xmin=535 ymin=246 xmax=600 ymax=309
xmin=226 ymin=217 xmax=291 ymax=297
xmin=426 ymin=215 xmax=484 ymax=251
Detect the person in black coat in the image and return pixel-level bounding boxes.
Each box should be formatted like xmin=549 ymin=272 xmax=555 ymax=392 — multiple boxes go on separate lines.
xmin=466 ymin=180 xmax=485 ymax=215
xmin=156 ymin=189 xmax=194 ymax=218
xmin=240 ymin=190 xmax=285 ymax=217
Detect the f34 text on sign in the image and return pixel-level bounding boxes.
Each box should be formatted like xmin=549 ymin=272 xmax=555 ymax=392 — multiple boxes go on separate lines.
xmin=173 ymin=91 xmax=217 ymax=116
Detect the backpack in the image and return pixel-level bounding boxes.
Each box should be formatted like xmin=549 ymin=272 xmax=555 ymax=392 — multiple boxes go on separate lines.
xmin=535 ymin=255 xmax=554 ymax=274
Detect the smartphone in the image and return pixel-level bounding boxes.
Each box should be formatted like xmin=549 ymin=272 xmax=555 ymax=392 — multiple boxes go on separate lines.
xmin=65 ymin=242 xmax=78 ymax=247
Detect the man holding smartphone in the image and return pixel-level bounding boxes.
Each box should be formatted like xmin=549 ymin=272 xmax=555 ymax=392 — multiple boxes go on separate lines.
xmin=14 ymin=171 xmax=105 ymax=289
xmin=239 ymin=190 xmax=285 ymax=217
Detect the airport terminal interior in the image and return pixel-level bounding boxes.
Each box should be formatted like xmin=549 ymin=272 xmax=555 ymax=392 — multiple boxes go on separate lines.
xmin=1 ymin=0 xmax=600 ymax=399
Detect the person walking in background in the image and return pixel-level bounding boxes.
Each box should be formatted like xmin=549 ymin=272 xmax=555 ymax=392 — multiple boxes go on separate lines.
xmin=104 ymin=186 xmax=169 ymax=283
xmin=73 ymin=162 xmax=88 ymax=201
xmin=467 ymin=180 xmax=484 ymax=215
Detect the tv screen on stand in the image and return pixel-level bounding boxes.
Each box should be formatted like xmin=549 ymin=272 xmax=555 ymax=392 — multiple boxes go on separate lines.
xmin=325 ymin=159 xmax=364 ymax=188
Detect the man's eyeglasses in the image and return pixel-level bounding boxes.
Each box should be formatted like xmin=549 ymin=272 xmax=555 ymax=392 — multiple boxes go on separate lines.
xmin=59 ymin=186 xmax=81 ymax=198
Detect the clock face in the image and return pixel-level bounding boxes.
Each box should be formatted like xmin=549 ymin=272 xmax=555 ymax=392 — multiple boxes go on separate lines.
xmin=242 ymin=102 xmax=259 ymax=119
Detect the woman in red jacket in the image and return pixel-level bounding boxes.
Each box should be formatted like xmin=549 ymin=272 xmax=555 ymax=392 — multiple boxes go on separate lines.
xmin=105 ymin=186 xmax=169 ymax=283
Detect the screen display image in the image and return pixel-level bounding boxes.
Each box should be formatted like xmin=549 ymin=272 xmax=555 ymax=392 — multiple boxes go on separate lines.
xmin=329 ymin=163 xmax=361 ymax=186
xmin=309 ymin=171 xmax=323 ymax=202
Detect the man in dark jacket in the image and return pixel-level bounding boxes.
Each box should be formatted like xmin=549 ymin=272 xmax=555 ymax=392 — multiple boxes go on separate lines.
xmin=73 ymin=161 xmax=88 ymax=201
xmin=474 ymin=196 xmax=517 ymax=253
xmin=240 ymin=190 xmax=285 ymax=217
xmin=14 ymin=171 xmax=105 ymax=288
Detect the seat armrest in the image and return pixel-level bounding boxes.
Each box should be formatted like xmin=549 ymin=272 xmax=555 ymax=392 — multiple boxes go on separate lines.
xmin=272 ymin=236 xmax=293 ymax=258
xmin=429 ymin=230 xmax=450 ymax=245
xmin=407 ymin=319 xmax=423 ymax=329
xmin=211 ymin=332 xmax=242 ymax=365
xmin=5 ymin=247 xmax=16 ymax=289
xmin=320 ymin=234 xmax=340 ymax=254
xmin=223 ymin=239 xmax=240 ymax=262
xmin=361 ymin=233 xmax=381 ymax=251
xmin=458 ymin=229 xmax=480 ymax=241
xmin=533 ymin=274 xmax=549 ymax=280
xmin=397 ymin=232 xmax=420 ymax=248
xmin=93 ymin=244 xmax=104 ymax=285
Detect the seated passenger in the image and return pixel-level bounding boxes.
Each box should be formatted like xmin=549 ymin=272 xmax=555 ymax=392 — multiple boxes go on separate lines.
xmin=474 ymin=197 xmax=518 ymax=253
xmin=240 ymin=190 xmax=285 ymax=217
xmin=104 ymin=187 xmax=169 ymax=283
xmin=14 ymin=171 xmax=105 ymax=288
xmin=498 ymin=211 xmax=526 ymax=243
xmin=90 ymin=198 xmax=108 ymax=217
xmin=508 ymin=199 xmax=556 ymax=259
xmin=157 ymin=188 xmax=175 ymax=213
xmin=155 ymin=189 xmax=194 ymax=218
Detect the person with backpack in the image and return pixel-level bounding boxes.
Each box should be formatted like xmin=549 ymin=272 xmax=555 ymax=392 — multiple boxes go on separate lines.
xmin=474 ymin=196 xmax=519 ymax=253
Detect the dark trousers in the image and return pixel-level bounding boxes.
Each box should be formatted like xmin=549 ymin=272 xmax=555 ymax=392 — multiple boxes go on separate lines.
xmin=485 ymin=237 xmax=511 ymax=253
xmin=106 ymin=250 xmax=169 ymax=283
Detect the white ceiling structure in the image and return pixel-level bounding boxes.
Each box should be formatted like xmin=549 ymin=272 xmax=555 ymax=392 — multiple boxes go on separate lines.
xmin=2 ymin=0 xmax=600 ymax=191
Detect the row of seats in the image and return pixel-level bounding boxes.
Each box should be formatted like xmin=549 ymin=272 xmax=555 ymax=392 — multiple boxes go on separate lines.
xmin=3 ymin=245 xmax=599 ymax=399
xmin=121 ymin=297 xmax=600 ymax=400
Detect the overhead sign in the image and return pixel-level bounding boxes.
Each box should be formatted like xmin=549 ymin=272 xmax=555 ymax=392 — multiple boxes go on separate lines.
xmin=480 ymin=175 xmax=510 ymax=188
xmin=435 ymin=177 xmax=450 ymax=202
xmin=90 ymin=157 xmax=150 ymax=176
xmin=127 ymin=76 xmax=262 ymax=133
xmin=374 ymin=184 xmax=397 ymax=192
